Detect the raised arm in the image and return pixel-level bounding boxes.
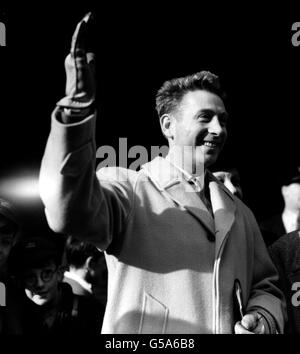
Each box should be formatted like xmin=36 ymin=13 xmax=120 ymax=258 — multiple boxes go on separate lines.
xmin=39 ymin=13 xmax=132 ymax=250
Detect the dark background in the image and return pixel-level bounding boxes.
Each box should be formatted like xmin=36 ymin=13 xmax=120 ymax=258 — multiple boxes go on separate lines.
xmin=1 ymin=4 xmax=300 ymax=234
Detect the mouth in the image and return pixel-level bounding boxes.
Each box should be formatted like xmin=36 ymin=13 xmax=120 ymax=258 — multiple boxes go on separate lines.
xmin=199 ymin=139 xmax=223 ymax=151
xmin=35 ymin=291 xmax=48 ymax=297
xmin=202 ymin=141 xmax=219 ymax=148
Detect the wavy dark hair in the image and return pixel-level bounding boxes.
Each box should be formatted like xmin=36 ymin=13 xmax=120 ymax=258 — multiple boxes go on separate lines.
xmin=155 ymin=71 xmax=226 ymax=118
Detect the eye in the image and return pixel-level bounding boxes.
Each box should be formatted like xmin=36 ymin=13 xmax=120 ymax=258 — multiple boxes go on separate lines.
xmin=24 ymin=274 xmax=36 ymax=287
xmin=197 ymin=112 xmax=212 ymax=121
xmin=42 ymin=268 xmax=55 ymax=281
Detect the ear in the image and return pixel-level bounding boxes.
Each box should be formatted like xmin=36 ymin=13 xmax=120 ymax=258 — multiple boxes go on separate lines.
xmin=57 ymin=266 xmax=64 ymax=282
xmin=85 ymin=256 xmax=94 ymax=271
xmin=160 ymin=114 xmax=176 ymax=140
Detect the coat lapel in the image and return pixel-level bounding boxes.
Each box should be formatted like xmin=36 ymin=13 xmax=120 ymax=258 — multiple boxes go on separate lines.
xmin=142 ymin=157 xmax=215 ymax=236
xmin=208 ymin=176 xmax=236 ymax=257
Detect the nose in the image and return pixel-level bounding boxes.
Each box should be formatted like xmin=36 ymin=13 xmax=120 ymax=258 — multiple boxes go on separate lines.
xmin=35 ymin=275 xmax=45 ymax=289
xmin=208 ymin=116 xmax=225 ymax=136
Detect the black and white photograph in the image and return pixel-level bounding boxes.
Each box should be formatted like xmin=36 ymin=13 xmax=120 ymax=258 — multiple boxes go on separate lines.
xmin=1 ymin=3 xmax=300 ymax=347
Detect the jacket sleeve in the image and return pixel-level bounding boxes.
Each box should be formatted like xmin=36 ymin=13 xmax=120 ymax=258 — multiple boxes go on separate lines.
xmin=39 ymin=107 xmax=134 ymax=250
xmin=245 ymin=211 xmax=287 ymax=333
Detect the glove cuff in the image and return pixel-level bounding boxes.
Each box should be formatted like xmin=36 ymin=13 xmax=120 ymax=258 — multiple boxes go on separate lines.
xmin=56 ymin=96 xmax=94 ymax=110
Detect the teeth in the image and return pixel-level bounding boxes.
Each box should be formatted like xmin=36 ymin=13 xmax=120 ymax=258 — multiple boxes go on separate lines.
xmin=203 ymin=142 xmax=217 ymax=147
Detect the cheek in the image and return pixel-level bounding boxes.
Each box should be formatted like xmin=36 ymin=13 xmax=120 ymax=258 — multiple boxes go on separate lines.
xmin=175 ymin=122 xmax=200 ymax=142
xmin=25 ymin=288 xmax=34 ymax=300
xmin=47 ymin=277 xmax=60 ymax=295
xmin=290 ymin=187 xmax=300 ymax=202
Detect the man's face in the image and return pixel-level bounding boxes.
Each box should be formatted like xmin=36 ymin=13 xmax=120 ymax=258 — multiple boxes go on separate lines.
xmin=171 ymin=90 xmax=228 ymax=169
xmin=0 ymin=215 xmax=15 ymax=271
xmin=283 ymin=183 xmax=300 ymax=211
xmin=23 ymin=261 xmax=62 ymax=306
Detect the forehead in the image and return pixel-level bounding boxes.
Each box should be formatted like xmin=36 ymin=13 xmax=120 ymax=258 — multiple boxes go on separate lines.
xmin=24 ymin=261 xmax=56 ymax=273
xmin=287 ymin=183 xmax=300 ymax=190
xmin=179 ymin=90 xmax=226 ymax=113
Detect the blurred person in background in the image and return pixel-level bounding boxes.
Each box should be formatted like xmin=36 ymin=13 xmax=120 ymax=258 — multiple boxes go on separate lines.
xmin=260 ymin=167 xmax=300 ymax=246
xmin=269 ymin=229 xmax=300 ymax=333
xmin=0 ymin=198 xmax=22 ymax=334
xmin=11 ymin=235 xmax=102 ymax=334
xmin=63 ymin=236 xmax=107 ymax=325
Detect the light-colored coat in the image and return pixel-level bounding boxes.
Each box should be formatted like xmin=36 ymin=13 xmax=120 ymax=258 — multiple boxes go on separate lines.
xmin=39 ymin=109 xmax=285 ymax=333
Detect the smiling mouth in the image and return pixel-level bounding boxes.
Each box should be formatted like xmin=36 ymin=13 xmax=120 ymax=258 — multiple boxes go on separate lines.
xmin=36 ymin=291 xmax=48 ymax=297
xmin=202 ymin=141 xmax=219 ymax=148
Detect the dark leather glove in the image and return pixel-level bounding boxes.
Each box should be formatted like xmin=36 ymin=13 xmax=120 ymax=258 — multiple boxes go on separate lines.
xmin=57 ymin=12 xmax=96 ymax=111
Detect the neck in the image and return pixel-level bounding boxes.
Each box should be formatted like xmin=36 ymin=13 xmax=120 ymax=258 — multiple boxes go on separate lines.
xmin=167 ymin=145 xmax=206 ymax=176
xmin=283 ymin=207 xmax=300 ymax=218
xmin=69 ymin=266 xmax=87 ymax=281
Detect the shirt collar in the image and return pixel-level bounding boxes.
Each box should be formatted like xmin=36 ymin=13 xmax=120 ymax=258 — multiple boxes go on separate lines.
xmin=64 ymin=271 xmax=92 ymax=294
xmin=165 ymin=153 xmax=206 ymax=192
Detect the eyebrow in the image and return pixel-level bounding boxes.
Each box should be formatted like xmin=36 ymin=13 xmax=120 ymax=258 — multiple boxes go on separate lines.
xmin=195 ymin=109 xmax=229 ymax=118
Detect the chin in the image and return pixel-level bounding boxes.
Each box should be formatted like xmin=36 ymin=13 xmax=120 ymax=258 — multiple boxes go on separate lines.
xmin=32 ymin=295 xmax=49 ymax=306
xmin=204 ymin=155 xmax=218 ymax=168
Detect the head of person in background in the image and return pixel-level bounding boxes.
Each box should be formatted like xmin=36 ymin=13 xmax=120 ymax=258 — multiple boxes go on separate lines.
xmin=12 ymin=236 xmax=64 ymax=307
xmin=10 ymin=235 xmax=103 ymax=334
xmin=281 ymin=167 xmax=300 ymax=232
xmin=213 ymin=168 xmax=243 ymax=199
xmin=0 ymin=198 xmax=20 ymax=281
xmin=64 ymin=236 xmax=107 ymax=306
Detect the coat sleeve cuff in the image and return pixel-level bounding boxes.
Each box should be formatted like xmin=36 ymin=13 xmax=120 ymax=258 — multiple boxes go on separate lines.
xmin=254 ymin=308 xmax=278 ymax=334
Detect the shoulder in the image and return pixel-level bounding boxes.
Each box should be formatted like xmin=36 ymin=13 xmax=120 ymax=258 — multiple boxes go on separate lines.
xmin=96 ymin=166 xmax=139 ymax=185
xmin=269 ymin=231 xmax=300 ymax=256
xmin=268 ymin=231 xmax=300 ymax=274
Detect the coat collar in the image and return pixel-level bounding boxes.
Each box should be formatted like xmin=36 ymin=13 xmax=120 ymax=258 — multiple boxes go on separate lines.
xmin=142 ymin=156 xmax=236 ymax=250
xmin=209 ymin=177 xmax=236 ymax=257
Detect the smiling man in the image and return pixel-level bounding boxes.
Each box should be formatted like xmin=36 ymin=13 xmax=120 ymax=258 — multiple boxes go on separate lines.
xmin=39 ymin=14 xmax=285 ymax=334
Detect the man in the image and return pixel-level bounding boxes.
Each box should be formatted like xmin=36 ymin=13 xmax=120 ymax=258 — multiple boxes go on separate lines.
xmin=260 ymin=168 xmax=300 ymax=246
xmin=213 ymin=168 xmax=243 ymax=199
xmin=39 ymin=13 xmax=285 ymax=333
xmin=269 ymin=230 xmax=300 ymax=333
xmin=0 ymin=198 xmax=22 ymax=334
xmin=0 ymin=198 xmax=19 ymax=281
xmin=63 ymin=235 xmax=107 ymax=309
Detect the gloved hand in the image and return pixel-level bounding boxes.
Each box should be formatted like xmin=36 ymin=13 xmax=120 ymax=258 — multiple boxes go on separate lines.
xmin=57 ymin=12 xmax=96 ymax=111
xmin=234 ymin=312 xmax=269 ymax=334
